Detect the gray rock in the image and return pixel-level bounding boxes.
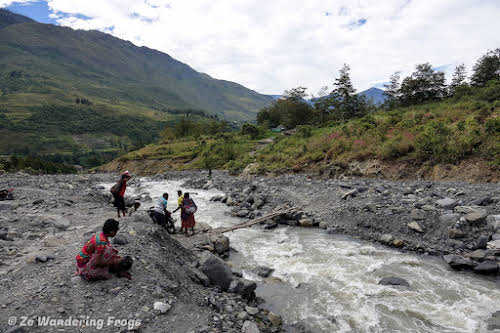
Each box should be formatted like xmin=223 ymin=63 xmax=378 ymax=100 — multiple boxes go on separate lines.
xmin=236 ymin=209 xmax=250 ymax=218
xmin=379 ymin=277 xmax=410 ymax=288
xmin=228 ymin=279 xmax=257 ymax=299
xmin=253 ymin=265 xmax=274 ymax=278
xmin=468 ymin=249 xmax=486 ymax=260
xmin=210 ymin=195 xmax=223 ymax=202
xmin=464 ymin=209 xmax=488 ymax=223
xmin=487 ymin=311 xmax=500 ymax=330
xmin=245 ymin=306 xmax=259 ymax=316
xmin=153 ymin=301 xmax=170 ymax=314
xmin=408 ymin=221 xmax=424 ymax=233
xmin=454 ymin=206 xmax=479 ymax=214
xmin=198 ymin=251 xmax=233 ymax=290
xmin=421 ymin=204 xmax=437 ymax=211
xmin=211 ymin=234 xmax=230 ymax=254
xmin=487 ymin=215 xmax=500 ymax=232
xmin=487 ymin=240 xmax=500 ymax=250
xmin=449 ymin=228 xmax=465 ymax=239
xmin=341 ymin=189 xmax=358 ymax=200
xmin=268 ymin=312 xmax=282 ymax=327
xmin=298 ymin=218 xmax=313 ymax=227
xmin=112 ymin=235 xmax=128 ymax=245
xmin=190 ymin=267 xmax=211 ymax=287
xmin=473 ymin=261 xmax=499 ymax=275
xmin=436 ymin=198 xmax=458 ymax=209
xmin=237 ymin=311 xmax=249 ymax=320
xmin=35 ymin=215 xmax=70 ymax=230
xmin=439 ymin=213 xmax=460 ymax=225
xmin=476 ymin=235 xmax=490 ymax=249
xmin=242 ymin=321 xmax=260 ymax=333
xmin=410 ymin=209 xmax=426 ymax=220
xmin=492 ymin=234 xmax=500 ymax=241
xmin=443 ymin=254 xmax=476 ymax=270
xmin=379 ymin=234 xmax=393 ymax=245
xmin=318 ymin=221 xmax=327 ymax=229
xmin=35 ymin=255 xmax=54 ymax=263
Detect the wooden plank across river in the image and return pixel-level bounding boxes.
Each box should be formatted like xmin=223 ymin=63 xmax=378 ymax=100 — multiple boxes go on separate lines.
xmin=210 ymin=208 xmax=293 ymax=234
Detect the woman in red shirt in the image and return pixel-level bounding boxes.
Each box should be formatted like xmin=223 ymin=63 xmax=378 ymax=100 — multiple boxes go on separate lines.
xmin=75 ymin=219 xmax=132 ymax=280
xmin=113 ymin=171 xmax=131 ymax=218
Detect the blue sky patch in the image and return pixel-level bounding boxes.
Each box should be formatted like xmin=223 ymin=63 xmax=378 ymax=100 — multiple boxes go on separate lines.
xmin=6 ymin=0 xmax=56 ymax=24
xmin=347 ymin=18 xmax=367 ymax=30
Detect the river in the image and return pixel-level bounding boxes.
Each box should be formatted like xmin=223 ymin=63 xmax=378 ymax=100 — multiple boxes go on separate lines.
xmin=131 ymin=178 xmax=500 ymax=333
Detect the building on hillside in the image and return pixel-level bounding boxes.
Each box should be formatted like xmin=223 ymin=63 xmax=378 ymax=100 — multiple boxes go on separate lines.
xmin=271 ymin=125 xmax=286 ymax=133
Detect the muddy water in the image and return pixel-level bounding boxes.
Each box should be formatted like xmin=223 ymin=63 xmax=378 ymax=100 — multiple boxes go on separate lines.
xmin=134 ymin=179 xmax=500 ymax=333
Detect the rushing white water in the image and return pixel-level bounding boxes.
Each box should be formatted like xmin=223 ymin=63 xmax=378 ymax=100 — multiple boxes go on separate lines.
xmin=127 ymin=179 xmax=500 ymax=333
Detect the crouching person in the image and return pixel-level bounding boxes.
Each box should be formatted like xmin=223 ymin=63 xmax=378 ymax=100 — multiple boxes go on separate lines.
xmin=75 ymin=219 xmax=133 ymax=280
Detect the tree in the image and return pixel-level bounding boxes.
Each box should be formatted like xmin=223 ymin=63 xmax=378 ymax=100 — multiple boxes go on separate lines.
xmin=471 ymin=49 xmax=500 ymax=86
xmin=241 ymin=123 xmax=260 ymax=139
xmin=449 ymin=63 xmax=467 ymax=95
xmin=256 ymin=87 xmax=315 ymax=129
xmin=159 ymin=127 xmax=176 ymax=143
xmin=383 ymin=71 xmax=401 ymax=108
xmin=313 ymin=86 xmax=333 ymax=124
xmin=330 ymin=63 xmax=360 ymax=120
xmin=399 ymin=63 xmax=446 ymax=105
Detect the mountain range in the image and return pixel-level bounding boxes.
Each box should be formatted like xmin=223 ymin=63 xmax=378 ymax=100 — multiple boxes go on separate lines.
xmin=0 ymin=9 xmax=273 ymax=164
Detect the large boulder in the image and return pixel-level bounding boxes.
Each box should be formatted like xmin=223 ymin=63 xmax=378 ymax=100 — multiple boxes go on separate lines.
xmin=464 ymin=208 xmax=488 ymax=224
xmin=32 ymin=215 xmax=70 ymax=230
xmin=228 ymin=278 xmax=257 ymax=299
xmin=487 ymin=240 xmax=500 ymax=250
xmin=443 ymin=254 xmax=476 ymax=270
xmin=210 ymin=234 xmax=230 ymax=254
xmin=436 ymin=198 xmax=458 ymax=210
xmin=473 ymin=261 xmax=499 ymax=275
xmin=198 ymin=251 xmax=233 ymax=290
xmin=476 ymin=235 xmax=490 ymax=249
xmin=379 ymin=277 xmax=410 ymax=288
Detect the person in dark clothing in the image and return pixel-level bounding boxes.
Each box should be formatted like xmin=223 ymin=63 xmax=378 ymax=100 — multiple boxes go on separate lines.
xmin=112 ymin=171 xmax=131 ymax=218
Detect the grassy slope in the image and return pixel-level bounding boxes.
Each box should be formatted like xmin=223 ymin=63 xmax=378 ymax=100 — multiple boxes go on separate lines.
xmin=112 ymin=84 xmax=500 ymax=180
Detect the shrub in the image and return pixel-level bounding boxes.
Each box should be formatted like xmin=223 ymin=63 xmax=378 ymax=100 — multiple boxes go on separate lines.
xmin=485 ymin=117 xmax=500 ymax=134
xmin=296 ymin=125 xmax=313 ymax=138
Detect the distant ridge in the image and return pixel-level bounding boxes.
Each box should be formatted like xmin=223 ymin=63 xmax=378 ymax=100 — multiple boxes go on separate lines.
xmin=358 ymin=87 xmax=387 ymax=105
xmin=0 ymin=8 xmax=34 ymax=29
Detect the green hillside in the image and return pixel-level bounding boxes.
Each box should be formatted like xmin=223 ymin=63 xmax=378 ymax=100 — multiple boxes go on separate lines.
xmin=0 ymin=9 xmax=272 ymax=166
xmin=109 ymin=83 xmax=500 ymax=181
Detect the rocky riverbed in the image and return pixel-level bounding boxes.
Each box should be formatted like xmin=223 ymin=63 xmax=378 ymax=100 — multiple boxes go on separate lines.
xmin=1 ymin=171 xmax=500 ymax=333
xmin=0 ymin=173 xmax=283 ymax=333
xmin=176 ymin=171 xmax=500 ymax=278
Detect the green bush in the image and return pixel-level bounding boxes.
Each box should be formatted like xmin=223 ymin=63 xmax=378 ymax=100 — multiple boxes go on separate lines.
xmin=296 ymin=125 xmax=313 ymax=138
xmin=485 ymin=117 xmax=500 ymax=134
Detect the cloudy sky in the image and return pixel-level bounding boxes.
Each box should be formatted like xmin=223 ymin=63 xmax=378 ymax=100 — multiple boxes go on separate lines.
xmin=2 ymin=0 xmax=499 ymax=95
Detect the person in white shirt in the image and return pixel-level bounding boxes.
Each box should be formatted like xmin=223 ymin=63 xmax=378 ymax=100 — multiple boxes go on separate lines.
xmin=152 ymin=193 xmax=169 ymax=227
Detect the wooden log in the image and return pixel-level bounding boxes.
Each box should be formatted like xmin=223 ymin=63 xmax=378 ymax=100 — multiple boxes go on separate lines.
xmin=211 ymin=209 xmax=292 ymax=234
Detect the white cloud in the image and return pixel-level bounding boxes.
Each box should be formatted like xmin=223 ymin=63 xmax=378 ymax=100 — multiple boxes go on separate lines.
xmin=3 ymin=0 xmax=500 ymax=95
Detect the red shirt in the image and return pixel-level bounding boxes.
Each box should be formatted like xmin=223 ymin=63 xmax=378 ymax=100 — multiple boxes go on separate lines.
xmin=76 ymin=232 xmax=110 ymax=265
xmin=118 ymin=179 xmax=127 ymax=197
